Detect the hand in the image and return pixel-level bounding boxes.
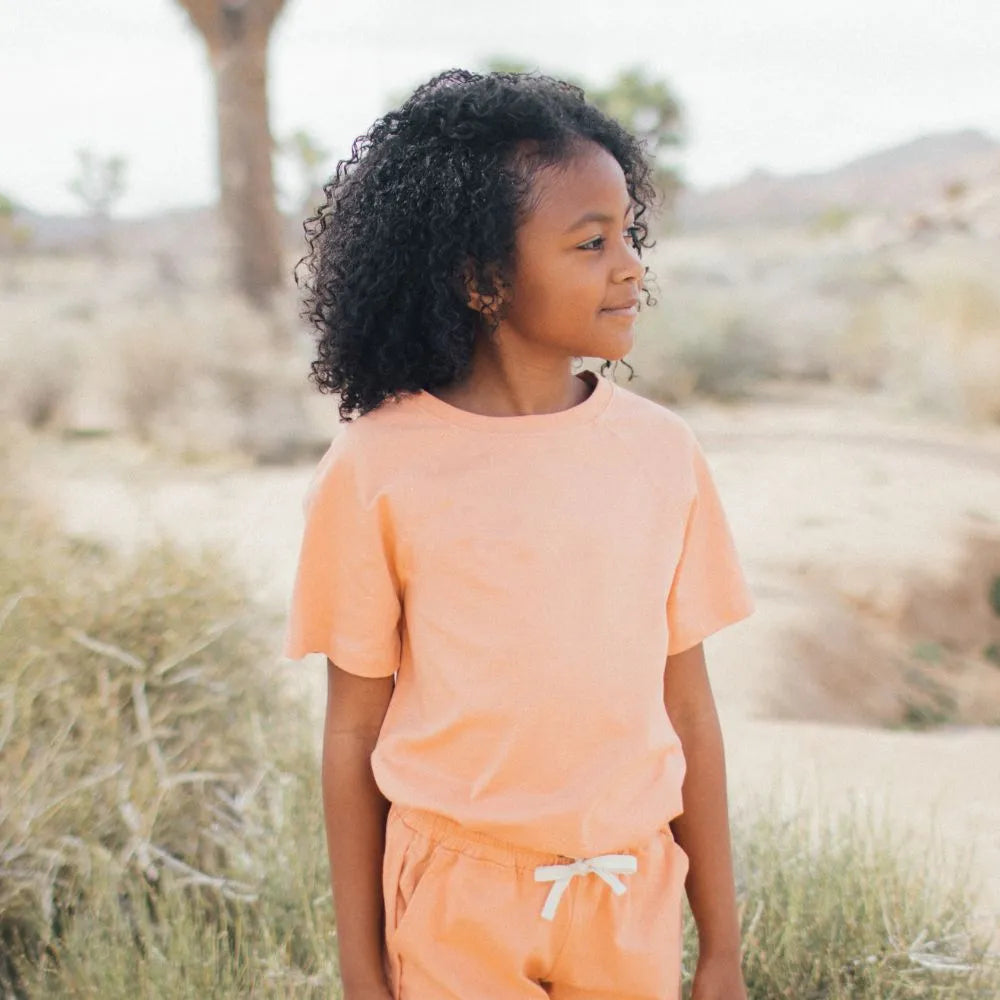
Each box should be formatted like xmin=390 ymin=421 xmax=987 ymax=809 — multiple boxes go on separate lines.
xmin=690 ymin=950 xmax=748 ymax=1000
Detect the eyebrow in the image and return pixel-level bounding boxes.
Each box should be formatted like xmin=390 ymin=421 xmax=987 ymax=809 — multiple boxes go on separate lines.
xmin=563 ymin=206 xmax=635 ymax=234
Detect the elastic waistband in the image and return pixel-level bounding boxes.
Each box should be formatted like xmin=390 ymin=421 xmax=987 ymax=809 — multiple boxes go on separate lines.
xmin=388 ymin=802 xmax=671 ymax=871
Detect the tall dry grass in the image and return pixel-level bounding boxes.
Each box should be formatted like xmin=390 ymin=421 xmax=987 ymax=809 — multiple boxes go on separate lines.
xmin=0 ymin=429 xmax=338 ymax=997
xmin=836 ymin=263 xmax=1000 ymax=424
xmin=719 ymin=783 xmax=1000 ymax=998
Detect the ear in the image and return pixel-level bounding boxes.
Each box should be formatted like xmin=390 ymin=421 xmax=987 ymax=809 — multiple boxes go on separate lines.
xmin=461 ymin=259 xmax=506 ymax=316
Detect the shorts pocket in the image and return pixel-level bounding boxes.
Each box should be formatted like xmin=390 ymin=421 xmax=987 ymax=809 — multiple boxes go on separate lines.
xmin=383 ymin=812 xmax=448 ymax=947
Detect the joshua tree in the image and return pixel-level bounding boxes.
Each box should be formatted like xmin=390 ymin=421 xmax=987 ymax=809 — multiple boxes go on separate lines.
xmin=588 ymin=65 xmax=685 ymax=214
xmin=174 ymin=0 xmax=288 ymax=307
xmin=279 ymin=128 xmax=331 ymax=220
xmin=0 ymin=192 xmax=32 ymax=291
xmin=481 ymin=58 xmax=687 ymax=219
xmin=67 ymin=149 xmax=127 ymax=259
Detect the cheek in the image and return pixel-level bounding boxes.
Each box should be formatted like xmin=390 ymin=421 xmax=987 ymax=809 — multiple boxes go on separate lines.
xmin=536 ymin=257 xmax=599 ymax=302
xmin=506 ymin=251 xmax=602 ymax=322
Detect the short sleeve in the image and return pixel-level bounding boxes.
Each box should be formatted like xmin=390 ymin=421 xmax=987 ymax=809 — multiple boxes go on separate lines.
xmin=666 ymin=434 xmax=755 ymax=655
xmin=281 ymin=429 xmax=403 ymax=677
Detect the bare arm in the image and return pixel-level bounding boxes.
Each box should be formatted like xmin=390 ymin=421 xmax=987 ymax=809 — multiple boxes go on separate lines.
xmin=663 ymin=642 xmax=743 ymax=966
xmin=321 ymin=658 xmax=395 ymax=997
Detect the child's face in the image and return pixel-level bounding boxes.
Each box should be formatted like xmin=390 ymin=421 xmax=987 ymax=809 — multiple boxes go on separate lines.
xmin=494 ymin=141 xmax=645 ymax=363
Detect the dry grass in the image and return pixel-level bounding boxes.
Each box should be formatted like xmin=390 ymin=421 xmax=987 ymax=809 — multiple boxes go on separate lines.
xmin=0 ymin=429 xmax=338 ymax=997
xmin=630 ymin=284 xmax=785 ymax=403
xmin=0 ymin=254 xmax=320 ymax=464
xmin=835 ymin=261 xmax=1000 ymax=425
xmin=709 ymin=780 xmax=1000 ymax=998
xmin=633 ymin=234 xmax=1000 ymax=425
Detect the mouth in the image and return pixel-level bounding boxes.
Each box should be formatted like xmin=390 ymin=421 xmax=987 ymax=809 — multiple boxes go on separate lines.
xmin=601 ymin=299 xmax=640 ymax=316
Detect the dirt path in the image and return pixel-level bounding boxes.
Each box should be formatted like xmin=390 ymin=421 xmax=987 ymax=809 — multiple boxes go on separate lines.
xmin=34 ymin=381 xmax=1000 ymax=951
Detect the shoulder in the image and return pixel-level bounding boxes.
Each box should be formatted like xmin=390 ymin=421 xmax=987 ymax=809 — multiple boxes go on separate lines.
xmin=596 ymin=380 xmax=706 ymax=505
xmin=307 ymin=389 xmax=427 ymax=502
xmin=330 ymin=387 xmax=424 ymax=442
xmin=607 ymin=379 xmax=699 ymax=457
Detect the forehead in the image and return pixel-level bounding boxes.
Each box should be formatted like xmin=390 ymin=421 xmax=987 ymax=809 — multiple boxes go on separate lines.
xmin=523 ymin=144 xmax=633 ymax=229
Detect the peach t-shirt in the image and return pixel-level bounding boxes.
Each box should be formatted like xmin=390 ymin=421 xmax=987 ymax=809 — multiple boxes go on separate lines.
xmin=283 ymin=370 xmax=755 ymax=858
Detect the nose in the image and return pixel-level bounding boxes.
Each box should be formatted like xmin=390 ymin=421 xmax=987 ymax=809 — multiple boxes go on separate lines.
xmin=613 ymin=233 xmax=645 ymax=284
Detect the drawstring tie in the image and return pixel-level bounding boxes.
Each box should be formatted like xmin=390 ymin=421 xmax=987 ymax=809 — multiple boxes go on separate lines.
xmin=533 ymin=853 xmax=638 ymax=921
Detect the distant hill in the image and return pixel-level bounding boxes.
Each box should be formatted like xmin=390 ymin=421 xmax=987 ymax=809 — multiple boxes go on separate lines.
xmin=8 ymin=204 xmax=306 ymax=256
xmin=9 ymin=204 xmax=224 ymax=255
xmin=674 ymin=128 xmax=1000 ymax=230
xmin=8 ymin=128 xmax=1000 ymax=248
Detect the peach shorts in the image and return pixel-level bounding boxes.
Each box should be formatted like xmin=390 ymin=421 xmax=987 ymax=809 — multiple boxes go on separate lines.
xmin=380 ymin=801 xmax=690 ymax=999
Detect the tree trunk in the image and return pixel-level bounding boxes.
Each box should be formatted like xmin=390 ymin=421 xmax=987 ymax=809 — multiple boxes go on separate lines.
xmin=175 ymin=1 xmax=286 ymax=308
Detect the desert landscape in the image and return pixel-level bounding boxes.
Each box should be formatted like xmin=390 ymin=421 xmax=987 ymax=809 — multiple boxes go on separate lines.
xmin=4 ymin=125 xmax=1000 ymax=992
xmin=20 ymin=370 xmax=1000 ymax=952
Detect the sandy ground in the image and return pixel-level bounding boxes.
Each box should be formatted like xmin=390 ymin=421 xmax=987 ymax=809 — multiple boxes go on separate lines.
xmin=31 ymin=380 xmax=1000 ymax=953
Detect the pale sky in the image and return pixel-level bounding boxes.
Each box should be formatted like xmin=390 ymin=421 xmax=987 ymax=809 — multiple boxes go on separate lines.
xmin=2 ymin=0 xmax=998 ymax=217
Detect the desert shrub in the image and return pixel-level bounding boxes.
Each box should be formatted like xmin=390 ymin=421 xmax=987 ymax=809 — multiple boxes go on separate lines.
xmin=0 ymin=316 xmax=81 ymax=429
xmin=686 ymin=785 xmax=1000 ymax=999
xmin=906 ymin=270 xmax=1000 ymax=425
xmin=0 ymin=434 xmax=336 ymax=997
xmin=810 ymin=204 xmax=856 ymax=236
xmin=835 ymin=256 xmax=1000 ymax=425
xmin=832 ymin=290 xmax=905 ymax=391
xmin=1 ymin=258 xmax=317 ymax=462
xmin=632 ymin=287 xmax=784 ymax=403
xmin=103 ymin=300 xmax=315 ymax=462
xmin=102 ymin=292 xmax=316 ymax=463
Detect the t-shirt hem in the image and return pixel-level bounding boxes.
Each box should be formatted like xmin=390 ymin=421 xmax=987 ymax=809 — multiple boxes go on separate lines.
xmin=281 ymin=635 xmax=399 ymax=678
xmin=667 ymin=596 xmax=756 ymax=656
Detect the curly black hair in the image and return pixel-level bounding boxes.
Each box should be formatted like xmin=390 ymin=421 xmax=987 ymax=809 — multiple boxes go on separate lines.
xmin=295 ymin=68 xmax=660 ymax=421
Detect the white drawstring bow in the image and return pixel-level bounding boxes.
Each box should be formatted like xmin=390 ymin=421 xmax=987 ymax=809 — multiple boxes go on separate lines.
xmin=533 ymin=853 xmax=638 ymax=921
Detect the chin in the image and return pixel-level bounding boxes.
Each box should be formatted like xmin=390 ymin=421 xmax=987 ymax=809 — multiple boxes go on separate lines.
xmin=595 ymin=335 xmax=635 ymax=363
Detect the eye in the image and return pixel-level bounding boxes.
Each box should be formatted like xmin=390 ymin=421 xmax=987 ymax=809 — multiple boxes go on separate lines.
xmin=579 ymin=225 xmax=643 ymax=252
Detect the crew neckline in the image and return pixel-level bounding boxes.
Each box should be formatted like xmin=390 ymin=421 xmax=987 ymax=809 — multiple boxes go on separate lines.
xmin=413 ymin=370 xmax=613 ymax=432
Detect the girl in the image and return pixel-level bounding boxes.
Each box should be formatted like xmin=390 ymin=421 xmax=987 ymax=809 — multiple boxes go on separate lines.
xmin=283 ymin=69 xmax=755 ymax=1000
